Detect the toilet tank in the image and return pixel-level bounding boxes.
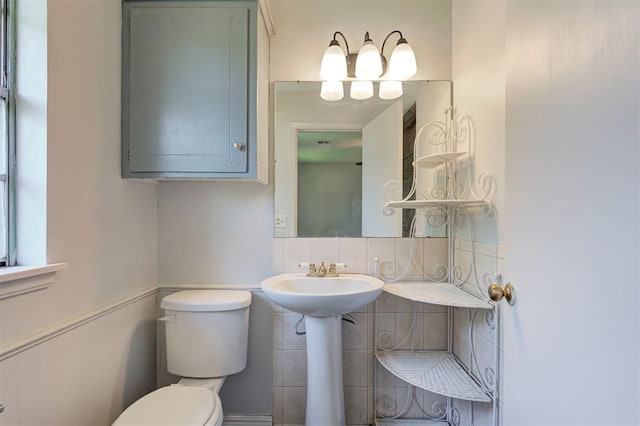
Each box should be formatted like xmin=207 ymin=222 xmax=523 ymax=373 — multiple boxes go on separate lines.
xmin=160 ymin=290 xmax=252 ymax=378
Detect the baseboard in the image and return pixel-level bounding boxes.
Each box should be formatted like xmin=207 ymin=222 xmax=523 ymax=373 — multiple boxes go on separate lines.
xmin=223 ymin=415 xmax=273 ymax=426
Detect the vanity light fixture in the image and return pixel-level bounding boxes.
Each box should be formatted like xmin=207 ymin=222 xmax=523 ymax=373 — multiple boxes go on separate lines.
xmin=385 ymin=31 xmax=417 ymax=80
xmin=350 ymin=80 xmax=374 ymax=100
xmin=319 ymin=30 xmax=417 ymax=101
xmin=354 ymin=32 xmax=383 ymax=79
xmin=378 ymin=80 xmax=403 ymax=100
xmin=320 ymin=80 xmax=344 ymax=101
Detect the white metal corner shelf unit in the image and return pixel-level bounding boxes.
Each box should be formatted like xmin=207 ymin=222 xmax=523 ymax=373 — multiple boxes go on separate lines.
xmin=374 ymin=281 xmax=496 ymax=421
xmin=373 ymin=109 xmax=500 ymax=426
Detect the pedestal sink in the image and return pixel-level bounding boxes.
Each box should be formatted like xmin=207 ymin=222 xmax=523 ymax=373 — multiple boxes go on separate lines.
xmin=261 ymin=273 xmax=384 ymax=426
xmin=262 ymin=274 xmax=384 ymax=426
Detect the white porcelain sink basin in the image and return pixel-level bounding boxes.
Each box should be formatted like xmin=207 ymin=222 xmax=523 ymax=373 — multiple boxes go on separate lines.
xmin=261 ymin=273 xmax=384 ymax=317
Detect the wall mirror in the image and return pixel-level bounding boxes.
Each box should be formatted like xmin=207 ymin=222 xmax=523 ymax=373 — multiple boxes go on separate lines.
xmin=274 ymin=80 xmax=451 ymax=238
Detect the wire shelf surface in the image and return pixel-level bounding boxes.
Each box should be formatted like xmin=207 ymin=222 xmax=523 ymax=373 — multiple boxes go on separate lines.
xmin=413 ymin=151 xmax=466 ymax=168
xmin=375 ymin=351 xmax=492 ymax=403
xmin=385 ymin=200 xmax=488 ymax=210
xmin=375 ymin=419 xmax=447 ymax=426
xmin=383 ymin=282 xmax=493 ymax=309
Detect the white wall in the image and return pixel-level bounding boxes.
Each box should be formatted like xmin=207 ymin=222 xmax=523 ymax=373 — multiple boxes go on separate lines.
xmin=268 ymin=0 xmax=452 ymax=81
xmin=0 ymin=0 xmax=158 ymax=423
xmin=157 ymin=182 xmax=273 ymax=285
xmin=0 ymin=295 xmax=157 ymax=425
xmin=451 ymin=0 xmax=505 ymax=245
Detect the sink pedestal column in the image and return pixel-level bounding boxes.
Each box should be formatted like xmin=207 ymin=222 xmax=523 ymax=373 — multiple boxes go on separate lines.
xmin=304 ymin=315 xmax=345 ymax=426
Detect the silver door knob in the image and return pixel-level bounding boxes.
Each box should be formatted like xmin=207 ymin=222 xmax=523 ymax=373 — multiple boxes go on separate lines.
xmin=233 ymin=142 xmax=246 ymax=151
xmin=488 ymin=282 xmax=516 ymax=305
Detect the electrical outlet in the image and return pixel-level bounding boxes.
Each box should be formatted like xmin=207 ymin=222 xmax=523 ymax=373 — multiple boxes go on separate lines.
xmin=275 ymin=214 xmax=287 ymax=228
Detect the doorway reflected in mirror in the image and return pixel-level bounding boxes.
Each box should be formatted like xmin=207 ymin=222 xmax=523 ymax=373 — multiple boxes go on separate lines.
xmin=297 ymin=130 xmax=362 ymax=237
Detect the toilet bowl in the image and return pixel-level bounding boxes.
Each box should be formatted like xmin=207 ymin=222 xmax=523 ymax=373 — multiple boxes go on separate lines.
xmin=112 ymin=290 xmax=252 ymax=426
xmin=112 ymin=378 xmax=225 ymax=426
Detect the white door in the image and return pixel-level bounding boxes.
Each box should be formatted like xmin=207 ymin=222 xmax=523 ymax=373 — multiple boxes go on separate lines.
xmin=501 ymin=1 xmax=639 ymax=424
xmin=362 ymin=100 xmax=403 ymax=236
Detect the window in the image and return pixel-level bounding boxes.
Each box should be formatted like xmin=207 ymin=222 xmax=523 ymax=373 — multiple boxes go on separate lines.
xmin=0 ymin=0 xmax=14 ymax=267
xmin=0 ymin=0 xmax=64 ymax=297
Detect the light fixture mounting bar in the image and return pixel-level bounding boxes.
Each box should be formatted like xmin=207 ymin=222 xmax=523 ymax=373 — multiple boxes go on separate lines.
xmin=332 ymin=31 xmax=350 ymax=55
xmin=381 ymin=30 xmax=405 ymax=56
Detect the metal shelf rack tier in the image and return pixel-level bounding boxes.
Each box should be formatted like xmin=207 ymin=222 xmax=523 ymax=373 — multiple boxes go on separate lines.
xmin=375 ymin=419 xmax=448 ymax=426
xmin=375 ymin=351 xmax=491 ymax=403
xmin=383 ymin=282 xmax=493 ymax=310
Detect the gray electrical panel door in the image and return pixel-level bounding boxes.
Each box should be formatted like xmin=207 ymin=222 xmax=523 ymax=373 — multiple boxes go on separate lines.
xmin=124 ymin=4 xmax=249 ymax=174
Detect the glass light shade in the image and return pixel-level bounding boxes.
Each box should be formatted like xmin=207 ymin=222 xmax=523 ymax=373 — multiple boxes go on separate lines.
xmin=388 ymin=41 xmax=417 ymax=80
xmin=320 ymin=81 xmax=344 ymax=101
xmin=355 ymin=42 xmax=383 ymax=79
xmin=350 ymin=80 xmax=373 ymax=100
xmin=379 ymin=81 xmax=403 ymax=100
xmin=320 ymin=44 xmax=348 ymax=80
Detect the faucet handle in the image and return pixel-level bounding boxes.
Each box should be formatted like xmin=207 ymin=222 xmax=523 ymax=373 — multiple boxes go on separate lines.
xmin=327 ymin=263 xmax=337 ymax=276
xmin=327 ymin=263 xmax=346 ymax=277
xmin=299 ymin=262 xmax=318 ymax=276
xmin=309 ymin=263 xmax=317 ymax=276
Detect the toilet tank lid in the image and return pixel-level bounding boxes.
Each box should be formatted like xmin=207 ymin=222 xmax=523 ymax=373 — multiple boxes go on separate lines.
xmin=161 ymin=290 xmax=252 ymax=312
xmin=113 ymin=386 xmax=215 ymax=425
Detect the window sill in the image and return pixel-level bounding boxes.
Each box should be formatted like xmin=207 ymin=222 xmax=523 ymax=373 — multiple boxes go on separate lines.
xmin=0 ymin=263 xmax=67 ymax=300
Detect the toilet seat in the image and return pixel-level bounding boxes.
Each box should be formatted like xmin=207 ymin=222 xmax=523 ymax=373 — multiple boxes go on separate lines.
xmin=113 ymin=385 xmax=222 ymax=426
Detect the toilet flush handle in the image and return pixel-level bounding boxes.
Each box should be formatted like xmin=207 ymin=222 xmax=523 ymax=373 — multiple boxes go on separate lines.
xmin=158 ymin=314 xmax=176 ymax=322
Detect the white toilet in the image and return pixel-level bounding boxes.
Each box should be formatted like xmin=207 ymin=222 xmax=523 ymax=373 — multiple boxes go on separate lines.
xmin=113 ymin=290 xmax=252 ymax=426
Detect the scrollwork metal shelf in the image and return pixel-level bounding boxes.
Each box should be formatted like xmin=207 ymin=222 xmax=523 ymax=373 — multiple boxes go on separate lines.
xmin=374 ymin=108 xmax=500 ymax=426
xmin=376 ymin=351 xmax=492 ymax=402
xmin=383 ymin=282 xmax=493 ymax=310
xmin=375 ymin=419 xmax=447 ymax=426
xmin=385 ymin=199 xmax=490 ymax=210
xmin=382 ymin=109 xmax=494 ymax=219
xmin=413 ymin=151 xmax=466 ymax=169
